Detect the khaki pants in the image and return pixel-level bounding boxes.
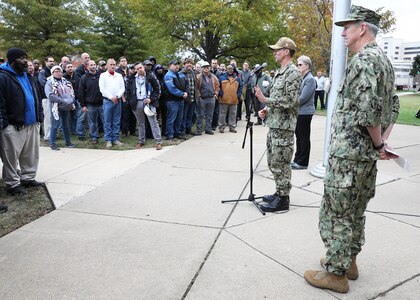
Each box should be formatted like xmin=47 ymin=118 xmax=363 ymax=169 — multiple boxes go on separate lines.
xmin=0 ymin=124 xmax=40 ymax=188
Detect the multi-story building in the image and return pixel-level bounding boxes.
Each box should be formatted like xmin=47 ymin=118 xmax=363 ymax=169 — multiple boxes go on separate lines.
xmin=379 ymin=37 xmax=420 ymax=89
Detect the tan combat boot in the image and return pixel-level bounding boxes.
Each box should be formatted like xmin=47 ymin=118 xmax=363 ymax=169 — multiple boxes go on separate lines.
xmin=304 ymin=270 xmax=349 ymax=293
xmin=320 ymin=256 xmax=359 ymax=280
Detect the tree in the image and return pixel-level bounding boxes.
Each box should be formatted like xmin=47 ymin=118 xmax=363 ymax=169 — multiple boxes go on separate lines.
xmin=0 ymin=0 xmax=88 ymax=59
xmin=131 ymin=0 xmax=287 ymax=66
xmin=409 ymin=55 xmax=420 ymax=76
xmin=86 ymin=0 xmax=150 ymax=62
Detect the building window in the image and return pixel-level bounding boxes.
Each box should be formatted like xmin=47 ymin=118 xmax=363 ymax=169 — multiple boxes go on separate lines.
xmin=395 ymin=52 xmax=399 ymax=54
xmin=384 ymin=46 xmax=388 ymax=49
xmin=396 ymin=46 xmax=400 ymax=49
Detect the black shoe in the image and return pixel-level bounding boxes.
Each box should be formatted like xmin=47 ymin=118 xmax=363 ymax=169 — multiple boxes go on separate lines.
xmin=211 ymin=127 xmax=216 ymax=131
xmin=0 ymin=203 xmax=7 ymax=213
xmin=66 ymin=143 xmax=76 ymax=148
xmin=205 ymin=131 xmax=214 ymax=135
xmin=6 ymin=185 xmax=27 ymax=196
xmin=259 ymin=195 xmax=289 ymax=212
xmin=176 ymin=135 xmax=187 ymax=140
xmin=78 ymin=137 xmax=86 ymax=141
xmin=291 ymin=162 xmax=308 ymax=170
xmin=186 ymin=129 xmax=192 ymax=134
xmin=50 ymin=144 xmax=60 ymax=151
xmin=262 ymin=192 xmax=279 ymax=203
xmin=194 ymin=132 xmax=202 ymax=136
xmin=21 ymin=180 xmax=45 ymax=188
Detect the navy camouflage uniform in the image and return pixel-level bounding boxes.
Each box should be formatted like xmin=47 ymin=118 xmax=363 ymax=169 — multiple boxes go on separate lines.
xmin=320 ymin=42 xmax=399 ymax=275
xmin=265 ymin=63 xmax=302 ymax=196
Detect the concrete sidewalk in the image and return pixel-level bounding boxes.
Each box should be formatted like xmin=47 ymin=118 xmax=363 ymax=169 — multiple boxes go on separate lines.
xmin=0 ymin=115 xmax=419 ymax=299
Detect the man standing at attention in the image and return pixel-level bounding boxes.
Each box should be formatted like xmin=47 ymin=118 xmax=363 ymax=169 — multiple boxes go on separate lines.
xmin=0 ymin=48 xmax=44 ymax=195
xmin=304 ymin=6 xmax=399 ymax=293
xmin=99 ymin=58 xmax=125 ymax=148
xmin=255 ymin=37 xmax=302 ymax=212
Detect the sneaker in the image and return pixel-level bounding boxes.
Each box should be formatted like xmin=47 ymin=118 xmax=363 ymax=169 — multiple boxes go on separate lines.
xmin=105 ymin=141 xmax=112 ymax=149
xmin=262 ymin=192 xmax=279 ymax=203
xmin=21 ymin=180 xmax=45 ymax=188
xmin=194 ymin=132 xmax=202 ymax=136
xmin=291 ymin=162 xmax=308 ymax=170
xmin=91 ymin=139 xmax=98 ymax=145
xmin=219 ymin=128 xmax=224 ymax=133
xmin=113 ymin=140 xmax=124 ymax=146
xmin=156 ymin=144 xmax=163 ymax=150
xmin=6 ymin=185 xmax=27 ymax=196
xmin=0 ymin=203 xmax=7 ymax=213
xmin=50 ymin=144 xmax=60 ymax=151
xmin=229 ymin=128 xmax=237 ymax=133
xmin=205 ymin=131 xmax=214 ymax=135
xmin=65 ymin=143 xmax=76 ymax=148
xmin=136 ymin=143 xmax=144 ymax=149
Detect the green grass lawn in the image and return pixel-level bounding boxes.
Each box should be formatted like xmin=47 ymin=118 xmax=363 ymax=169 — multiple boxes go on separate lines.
xmin=315 ymin=93 xmax=420 ymax=126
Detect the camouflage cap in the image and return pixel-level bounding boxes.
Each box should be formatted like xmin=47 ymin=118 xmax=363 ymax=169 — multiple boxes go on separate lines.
xmin=268 ymin=37 xmax=296 ymax=51
xmin=335 ymin=5 xmax=381 ymax=27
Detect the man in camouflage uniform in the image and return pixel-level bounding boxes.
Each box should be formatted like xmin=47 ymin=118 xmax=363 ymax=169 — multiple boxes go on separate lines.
xmin=255 ymin=37 xmax=302 ymax=212
xmin=304 ymin=6 xmax=400 ymax=293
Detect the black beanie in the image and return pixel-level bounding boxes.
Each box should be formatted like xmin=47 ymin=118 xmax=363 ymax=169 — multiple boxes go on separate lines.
xmin=6 ymin=48 xmax=28 ymax=63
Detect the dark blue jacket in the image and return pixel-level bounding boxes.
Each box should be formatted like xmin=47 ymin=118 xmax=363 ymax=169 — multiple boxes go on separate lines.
xmin=164 ymin=69 xmax=190 ymax=101
xmin=0 ymin=64 xmax=43 ymax=129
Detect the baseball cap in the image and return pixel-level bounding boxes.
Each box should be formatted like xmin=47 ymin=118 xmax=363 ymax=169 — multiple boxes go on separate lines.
xmin=335 ymin=5 xmax=381 ymax=27
xmin=268 ymin=37 xmax=297 ymax=51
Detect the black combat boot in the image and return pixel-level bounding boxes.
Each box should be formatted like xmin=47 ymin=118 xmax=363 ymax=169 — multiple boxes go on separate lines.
xmin=259 ymin=195 xmax=289 ymax=212
xmin=262 ymin=192 xmax=279 ymax=203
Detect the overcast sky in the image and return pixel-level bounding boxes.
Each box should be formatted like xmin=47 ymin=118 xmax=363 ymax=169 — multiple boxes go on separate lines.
xmin=350 ymin=0 xmax=418 ymax=42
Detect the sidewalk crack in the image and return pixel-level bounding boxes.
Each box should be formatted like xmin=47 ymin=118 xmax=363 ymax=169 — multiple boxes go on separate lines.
xmin=369 ymin=273 xmax=420 ymax=299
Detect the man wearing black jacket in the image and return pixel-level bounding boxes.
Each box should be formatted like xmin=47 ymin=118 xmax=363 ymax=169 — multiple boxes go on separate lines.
xmin=126 ymin=62 xmax=162 ymax=150
xmin=78 ymin=60 xmax=104 ymax=144
xmin=0 ymin=48 xmax=44 ymax=195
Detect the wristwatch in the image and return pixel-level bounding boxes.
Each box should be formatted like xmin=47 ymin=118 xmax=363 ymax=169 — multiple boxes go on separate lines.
xmin=374 ymin=142 xmax=385 ymax=150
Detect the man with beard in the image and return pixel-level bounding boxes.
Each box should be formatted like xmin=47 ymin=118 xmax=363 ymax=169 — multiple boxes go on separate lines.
xmin=78 ymin=60 xmax=104 ymax=145
xmin=0 ymin=48 xmax=44 ymax=195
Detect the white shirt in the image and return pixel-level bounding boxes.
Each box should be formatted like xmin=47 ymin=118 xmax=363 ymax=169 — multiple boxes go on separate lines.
xmin=99 ymin=71 xmax=125 ymax=99
xmin=135 ymin=74 xmax=147 ymax=100
xmin=315 ymin=76 xmax=326 ymax=91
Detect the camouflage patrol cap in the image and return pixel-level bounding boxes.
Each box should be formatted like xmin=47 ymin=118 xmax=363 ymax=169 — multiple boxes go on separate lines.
xmin=335 ymin=5 xmax=381 ymax=27
xmin=268 ymin=37 xmax=296 ymax=51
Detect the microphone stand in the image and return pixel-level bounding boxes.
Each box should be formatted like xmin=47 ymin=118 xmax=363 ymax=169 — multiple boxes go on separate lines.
xmin=221 ymin=112 xmax=265 ymax=215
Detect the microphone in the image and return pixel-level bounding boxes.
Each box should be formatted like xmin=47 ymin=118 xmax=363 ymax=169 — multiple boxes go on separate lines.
xmin=251 ymin=62 xmax=268 ymax=75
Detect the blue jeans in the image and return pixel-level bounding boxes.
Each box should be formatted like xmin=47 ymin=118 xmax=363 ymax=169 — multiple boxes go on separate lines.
xmin=76 ymin=102 xmax=87 ymax=138
xmin=50 ymin=108 xmax=71 ymax=145
xmin=103 ymin=99 xmax=122 ymax=142
xmin=181 ymin=101 xmax=196 ymax=134
xmin=70 ymin=101 xmax=79 ymax=134
xmin=87 ymin=103 xmax=104 ymax=140
xmin=165 ymin=100 xmax=184 ymax=138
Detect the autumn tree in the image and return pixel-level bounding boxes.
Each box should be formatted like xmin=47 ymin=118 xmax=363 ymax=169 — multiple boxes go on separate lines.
xmin=279 ymin=1 xmax=396 ymax=74
xmin=0 ymin=0 xmax=88 ymax=58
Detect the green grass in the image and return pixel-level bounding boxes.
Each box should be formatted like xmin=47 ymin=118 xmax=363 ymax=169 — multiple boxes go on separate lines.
xmin=396 ymin=94 xmax=420 ymax=126
xmin=314 ymin=93 xmax=420 ymax=126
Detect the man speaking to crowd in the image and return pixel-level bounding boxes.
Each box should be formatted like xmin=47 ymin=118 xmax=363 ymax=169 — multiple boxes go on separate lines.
xmin=255 ymin=37 xmax=302 ymax=213
xmin=304 ymin=6 xmax=399 ymax=293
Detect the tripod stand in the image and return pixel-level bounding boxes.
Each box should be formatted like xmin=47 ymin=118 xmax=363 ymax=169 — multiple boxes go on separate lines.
xmin=221 ymin=117 xmax=265 ymax=215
